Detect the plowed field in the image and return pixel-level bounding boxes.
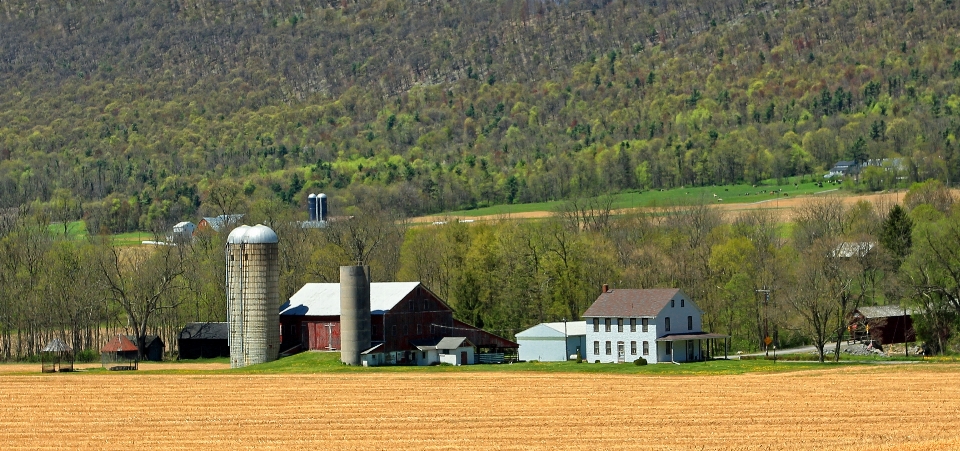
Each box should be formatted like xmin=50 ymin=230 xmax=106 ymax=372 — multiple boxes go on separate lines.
xmin=1 ymin=365 xmax=959 ymax=450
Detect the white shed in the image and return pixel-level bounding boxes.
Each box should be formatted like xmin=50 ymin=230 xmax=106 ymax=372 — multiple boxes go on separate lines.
xmin=516 ymin=321 xmax=587 ymax=362
xmin=410 ymin=337 xmax=475 ymax=366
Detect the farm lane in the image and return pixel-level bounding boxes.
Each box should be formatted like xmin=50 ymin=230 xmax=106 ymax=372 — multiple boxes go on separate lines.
xmin=1 ymin=365 xmax=959 ymax=450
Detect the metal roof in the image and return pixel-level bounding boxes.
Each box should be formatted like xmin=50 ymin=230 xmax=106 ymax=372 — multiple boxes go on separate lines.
xmin=101 ymin=334 xmax=139 ymax=353
xmin=410 ymin=337 xmax=473 ymax=351
xmin=856 ymin=305 xmax=917 ymax=319
xmin=179 ymin=322 xmax=228 ymax=340
xmin=280 ymin=282 xmax=422 ymax=316
xmin=582 ymin=288 xmax=686 ymax=318
xmin=516 ymin=321 xmax=587 ymax=338
xmin=41 ymin=338 xmax=72 ymax=353
xmin=201 ymin=214 xmax=245 ymax=232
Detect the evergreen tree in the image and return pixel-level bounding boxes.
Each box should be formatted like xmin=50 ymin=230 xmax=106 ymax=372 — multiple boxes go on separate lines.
xmin=880 ymin=205 xmax=913 ymax=267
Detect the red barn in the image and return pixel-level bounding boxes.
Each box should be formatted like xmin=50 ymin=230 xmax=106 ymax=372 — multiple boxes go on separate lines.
xmin=279 ymin=282 xmax=516 ymax=364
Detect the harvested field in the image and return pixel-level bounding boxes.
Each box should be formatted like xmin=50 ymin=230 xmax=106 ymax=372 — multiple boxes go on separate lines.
xmin=1 ymin=365 xmax=959 ymax=450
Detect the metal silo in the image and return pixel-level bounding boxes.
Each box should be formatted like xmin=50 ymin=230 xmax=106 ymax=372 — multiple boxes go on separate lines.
xmin=307 ymin=193 xmax=317 ymax=221
xmin=318 ymin=193 xmax=328 ymax=221
xmin=227 ymin=224 xmax=280 ymax=368
xmin=339 ymin=265 xmax=371 ymax=365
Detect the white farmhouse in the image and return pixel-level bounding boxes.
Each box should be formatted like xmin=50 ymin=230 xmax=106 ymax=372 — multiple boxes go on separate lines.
xmin=515 ymin=321 xmax=587 ymax=362
xmin=583 ymin=286 xmax=728 ymax=364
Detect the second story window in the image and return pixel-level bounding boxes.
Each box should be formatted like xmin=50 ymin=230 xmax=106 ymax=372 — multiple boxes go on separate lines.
xmin=665 ymin=317 xmax=671 ymax=332
xmin=688 ymin=316 xmax=693 ymax=330
xmin=630 ymin=318 xmax=636 ymax=332
xmin=593 ymin=318 xmax=600 ymax=332
xmin=617 ymin=318 xmax=623 ymax=332
xmin=604 ymin=318 xmax=611 ymax=332
xmin=642 ymin=318 xmax=649 ymax=332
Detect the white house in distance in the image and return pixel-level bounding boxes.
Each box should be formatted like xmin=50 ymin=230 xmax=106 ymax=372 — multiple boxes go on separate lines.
xmin=583 ymin=286 xmax=728 ymax=364
xmin=516 ymin=321 xmax=587 ymax=362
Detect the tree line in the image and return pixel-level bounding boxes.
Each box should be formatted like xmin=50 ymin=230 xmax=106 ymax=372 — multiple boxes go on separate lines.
xmin=2 ymin=181 xmax=960 ymax=361
xmin=2 ymin=0 xmax=960 ymax=229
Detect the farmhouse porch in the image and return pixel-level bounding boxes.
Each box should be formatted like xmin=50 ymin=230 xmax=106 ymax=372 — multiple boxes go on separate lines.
xmin=656 ymin=332 xmax=730 ymax=362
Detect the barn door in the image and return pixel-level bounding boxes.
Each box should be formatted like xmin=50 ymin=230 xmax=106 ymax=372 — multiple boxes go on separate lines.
xmin=461 ymin=351 xmax=467 ymax=365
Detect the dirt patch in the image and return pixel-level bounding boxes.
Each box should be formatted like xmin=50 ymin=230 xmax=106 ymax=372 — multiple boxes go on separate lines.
xmin=2 ymin=365 xmax=959 ymax=449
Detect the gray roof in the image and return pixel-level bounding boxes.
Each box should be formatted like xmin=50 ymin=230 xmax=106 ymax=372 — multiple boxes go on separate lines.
xmin=41 ymin=338 xmax=72 ymax=353
xmin=582 ymin=288 xmax=688 ymax=318
xmin=280 ymin=282 xmax=422 ymax=316
xmin=179 ymin=322 xmax=228 ymax=340
xmin=516 ymin=321 xmax=587 ymax=338
xmin=201 ymin=214 xmax=245 ymax=232
xmin=410 ymin=337 xmax=473 ymax=351
xmin=857 ymin=305 xmax=917 ymax=319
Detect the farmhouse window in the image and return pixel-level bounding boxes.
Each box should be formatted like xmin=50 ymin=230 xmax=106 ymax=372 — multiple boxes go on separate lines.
xmin=594 ymin=341 xmax=600 ymax=355
xmin=671 ymin=299 xmax=675 ymax=308
xmin=617 ymin=318 xmax=623 ymax=332
xmin=593 ymin=318 xmax=600 ymax=332
xmin=605 ymin=341 xmax=612 ymax=355
xmin=681 ymin=299 xmax=685 ymax=307
xmin=642 ymin=318 xmax=649 ymax=332
xmin=688 ymin=316 xmax=693 ymax=330
xmin=630 ymin=318 xmax=636 ymax=332
xmin=605 ymin=318 xmax=611 ymax=332
xmin=665 ymin=317 xmax=671 ymax=332
xmin=642 ymin=341 xmax=649 ymax=355
xmin=630 ymin=341 xmax=637 ymax=355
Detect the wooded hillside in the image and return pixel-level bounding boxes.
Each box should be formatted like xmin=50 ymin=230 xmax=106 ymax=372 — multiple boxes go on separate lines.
xmin=2 ymin=0 xmax=960 ymax=228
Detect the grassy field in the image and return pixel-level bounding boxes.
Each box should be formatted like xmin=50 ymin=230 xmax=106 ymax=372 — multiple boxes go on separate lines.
xmin=2 ymin=362 xmax=960 ymax=450
xmin=436 ymin=176 xmax=839 ymax=218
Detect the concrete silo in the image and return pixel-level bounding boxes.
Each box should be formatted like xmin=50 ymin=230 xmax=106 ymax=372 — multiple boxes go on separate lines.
xmin=318 ymin=193 xmax=328 ymax=221
xmin=226 ymin=224 xmax=280 ymax=368
xmin=339 ymin=265 xmax=371 ymax=365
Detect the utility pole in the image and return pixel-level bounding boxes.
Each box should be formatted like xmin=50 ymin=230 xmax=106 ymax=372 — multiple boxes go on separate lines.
xmin=756 ymin=288 xmax=771 ymax=356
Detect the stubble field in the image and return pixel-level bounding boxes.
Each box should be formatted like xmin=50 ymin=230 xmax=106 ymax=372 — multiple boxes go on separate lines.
xmin=1 ymin=364 xmax=959 ymax=450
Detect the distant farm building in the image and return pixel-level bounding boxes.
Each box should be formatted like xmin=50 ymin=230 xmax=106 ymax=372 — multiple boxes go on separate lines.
xmin=130 ymin=335 xmax=165 ymax=361
xmin=410 ymin=337 xmax=475 ymax=366
xmin=280 ymin=281 xmax=517 ymax=366
xmin=101 ymin=334 xmax=139 ymax=370
xmin=583 ymin=286 xmax=728 ymax=364
xmin=178 ymin=322 xmax=230 ymax=359
xmin=516 ymin=321 xmax=587 ymax=362
xmin=849 ymin=305 xmax=917 ymax=345
xmin=198 ymin=214 xmax=245 ymax=232
xmin=40 ymin=338 xmax=74 ymax=373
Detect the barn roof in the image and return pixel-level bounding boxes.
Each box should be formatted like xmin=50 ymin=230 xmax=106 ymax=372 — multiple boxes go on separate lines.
xmin=179 ymin=322 xmax=228 ymax=340
xmin=280 ymin=282 xmax=422 ymax=316
xmin=582 ymin=288 xmax=686 ymax=318
xmin=41 ymin=338 xmax=72 ymax=353
xmin=126 ymin=335 xmax=164 ymax=348
xmin=101 ymin=335 xmax=139 ymax=353
xmin=856 ymin=305 xmax=917 ymax=319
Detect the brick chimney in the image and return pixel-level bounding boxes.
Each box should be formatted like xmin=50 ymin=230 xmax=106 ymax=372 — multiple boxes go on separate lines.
xmin=602 ymin=284 xmax=609 ymax=294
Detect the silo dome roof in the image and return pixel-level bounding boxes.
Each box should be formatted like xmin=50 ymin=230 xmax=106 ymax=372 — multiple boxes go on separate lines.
xmin=226 ymin=225 xmax=250 ymax=244
xmin=318 ymin=193 xmax=327 ymax=198
xmin=241 ymin=224 xmax=279 ymax=244
xmin=308 ymin=193 xmax=317 ymax=198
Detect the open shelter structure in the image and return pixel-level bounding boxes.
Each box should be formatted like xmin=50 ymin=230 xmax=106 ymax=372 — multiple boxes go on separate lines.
xmin=101 ymin=334 xmax=139 ymax=370
xmin=40 ymin=338 xmax=74 ymax=373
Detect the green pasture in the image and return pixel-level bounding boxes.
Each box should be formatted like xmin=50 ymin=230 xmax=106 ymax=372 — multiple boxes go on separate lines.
xmin=433 ymin=177 xmax=842 ymax=219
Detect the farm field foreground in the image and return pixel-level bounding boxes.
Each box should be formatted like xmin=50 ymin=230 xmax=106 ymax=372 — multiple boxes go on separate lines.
xmin=1 ymin=365 xmax=959 ymax=450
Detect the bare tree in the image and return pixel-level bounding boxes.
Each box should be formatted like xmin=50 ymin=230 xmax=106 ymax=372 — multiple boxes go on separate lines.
xmin=95 ymin=240 xmax=186 ymax=358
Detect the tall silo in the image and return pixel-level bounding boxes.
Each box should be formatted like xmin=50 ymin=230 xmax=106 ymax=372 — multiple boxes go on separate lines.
xmin=226 ymin=224 xmax=280 ymax=368
xmin=339 ymin=265 xmax=371 ymax=365
xmin=318 ymin=193 xmax=328 ymax=221
xmin=307 ymin=193 xmax=317 ymax=221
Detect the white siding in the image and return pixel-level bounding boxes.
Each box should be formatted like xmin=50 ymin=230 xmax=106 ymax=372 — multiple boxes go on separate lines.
xmin=585 ymin=319 xmax=659 ymax=364
xmin=518 ymin=337 xmax=567 ymax=362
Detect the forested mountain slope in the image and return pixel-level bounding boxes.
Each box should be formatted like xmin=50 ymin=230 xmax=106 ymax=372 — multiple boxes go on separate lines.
xmin=2 ymin=0 xmax=959 ymax=230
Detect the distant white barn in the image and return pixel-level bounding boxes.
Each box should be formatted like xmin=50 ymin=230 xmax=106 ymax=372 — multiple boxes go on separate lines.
xmin=516 ymin=321 xmax=587 ymax=362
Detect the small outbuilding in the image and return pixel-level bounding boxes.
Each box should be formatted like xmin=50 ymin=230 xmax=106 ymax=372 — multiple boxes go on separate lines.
xmin=101 ymin=334 xmax=139 ymax=371
xmin=40 ymin=338 xmax=74 ymax=373
xmin=409 ymin=337 xmax=475 ymax=366
xmin=178 ymin=322 xmax=230 ymax=359
xmin=128 ymin=335 xmax=165 ymax=361
xmin=516 ymin=321 xmax=587 ymax=362
xmin=849 ymin=305 xmax=916 ymax=345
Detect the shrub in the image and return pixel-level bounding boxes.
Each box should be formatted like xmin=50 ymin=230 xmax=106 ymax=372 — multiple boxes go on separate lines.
xmin=634 ymin=357 xmax=647 ymax=366
xmin=594 ymin=360 xmax=600 ymax=364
